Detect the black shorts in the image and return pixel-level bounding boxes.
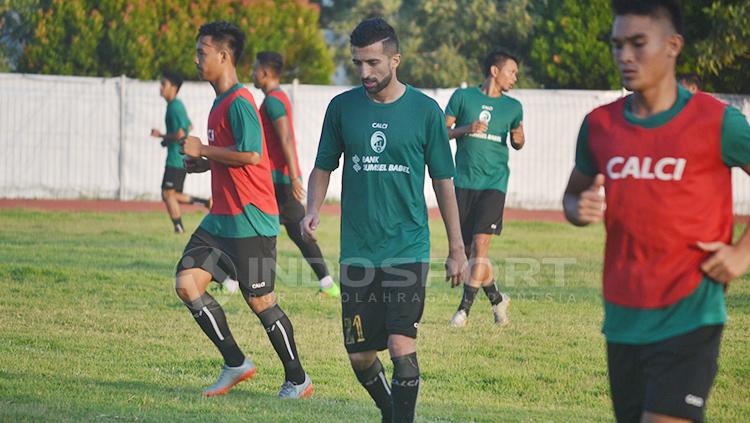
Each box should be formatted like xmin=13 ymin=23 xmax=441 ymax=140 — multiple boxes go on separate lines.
xmin=456 ymin=187 xmax=506 ymax=245
xmin=340 ymin=263 xmax=429 ymax=353
xmin=607 ymin=324 xmax=723 ymax=423
xmin=162 ymin=166 xmax=186 ymax=192
xmin=176 ymin=228 xmax=276 ymax=297
xmin=274 ymin=183 xmax=305 ymax=226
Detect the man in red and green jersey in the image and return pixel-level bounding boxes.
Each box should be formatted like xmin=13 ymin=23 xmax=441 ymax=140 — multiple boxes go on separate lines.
xmin=176 ymin=21 xmax=312 ymax=400
xmin=252 ymin=51 xmax=340 ymax=298
xmin=445 ymin=49 xmax=525 ymax=328
xmin=303 ymin=19 xmax=467 ymax=423
xmin=150 ymin=70 xmax=210 ymax=233
xmin=563 ymin=1 xmax=750 ymax=422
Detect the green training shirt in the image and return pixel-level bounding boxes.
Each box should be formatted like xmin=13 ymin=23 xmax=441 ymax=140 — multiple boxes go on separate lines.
xmin=575 ymin=85 xmax=750 ymax=344
xmin=164 ymin=98 xmax=191 ymax=169
xmin=315 ymin=85 xmax=455 ymax=267
xmin=445 ymin=86 xmax=523 ymax=193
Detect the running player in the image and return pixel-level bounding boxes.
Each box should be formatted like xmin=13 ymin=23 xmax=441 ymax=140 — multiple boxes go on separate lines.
xmin=176 ymin=21 xmax=312 ymax=399
xmin=150 ymin=70 xmax=210 ymax=233
xmin=302 ymin=18 xmax=467 ymax=423
xmin=677 ymin=72 xmax=701 ymax=94
xmin=445 ymin=50 xmax=524 ymax=327
xmin=252 ymin=51 xmax=340 ymax=297
xmin=563 ymin=1 xmax=750 ymax=422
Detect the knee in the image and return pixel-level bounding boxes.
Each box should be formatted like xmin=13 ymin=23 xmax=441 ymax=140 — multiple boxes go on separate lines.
xmin=348 ymin=351 xmax=377 ymax=371
xmin=162 ymin=189 xmax=173 ymax=201
xmin=175 ymin=284 xmax=192 ymax=303
xmin=247 ymin=292 xmax=276 ymax=314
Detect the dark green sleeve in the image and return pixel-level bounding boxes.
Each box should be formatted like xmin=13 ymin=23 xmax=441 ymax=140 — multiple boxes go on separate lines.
xmin=314 ymin=99 xmax=343 ymax=171
xmin=165 ymin=101 xmax=189 ymax=135
xmin=720 ymin=106 xmax=750 ymax=167
xmin=425 ymin=104 xmax=455 ymax=179
xmin=264 ymin=96 xmax=288 ymax=121
xmin=228 ymin=97 xmax=263 ymax=154
xmin=575 ymin=116 xmax=598 ymax=176
xmin=512 ymin=102 xmax=523 ymax=129
xmin=444 ymin=89 xmax=462 ymax=118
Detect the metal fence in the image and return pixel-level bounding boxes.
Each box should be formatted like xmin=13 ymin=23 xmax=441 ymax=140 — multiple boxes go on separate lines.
xmin=1 ymin=73 xmax=749 ymax=213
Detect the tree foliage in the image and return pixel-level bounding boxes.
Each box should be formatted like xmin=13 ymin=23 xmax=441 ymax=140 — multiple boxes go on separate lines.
xmin=326 ymin=0 xmax=534 ymax=88
xmin=17 ymin=0 xmax=334 ymax=83
xmin=530 ymin=0 xmax=618 ymax=89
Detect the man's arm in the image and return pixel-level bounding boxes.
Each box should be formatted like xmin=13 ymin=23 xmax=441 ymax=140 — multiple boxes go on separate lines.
xmin=272 ymin=116 xmax=305 ymax=201
xmin=432 ymin=178 xmax=468 ymax=286
xmin=182 ymin=136 xmax=260 ymax=167
xmin=562 ymin=169 xmax=605 ymax=226
xmin=301 ymin=168 xmax=331 ymax=242
xmin=446 ymin=115 xmax=487 ymax=140
xmin=697 ymin=162 xmax=750 ymax=284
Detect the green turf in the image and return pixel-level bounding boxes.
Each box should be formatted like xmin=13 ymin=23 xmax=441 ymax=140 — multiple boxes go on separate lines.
xmin=0 ymin=208 xmax=748 ymax=422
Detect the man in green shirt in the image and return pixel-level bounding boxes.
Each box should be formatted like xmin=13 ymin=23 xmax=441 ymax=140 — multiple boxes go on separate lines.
xmin=445 ymin=50 xmax=524 ymax=328
xmin=302 ymin=18 xmax=467 ymax=423
xmin=150 ymin=71 xmax=210 ymax=233
xmin=563 ymin=1 xmax=750 ymax=421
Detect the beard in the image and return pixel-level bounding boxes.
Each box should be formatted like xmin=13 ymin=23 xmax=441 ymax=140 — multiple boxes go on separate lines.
xmin=362 ymin=71 xmax=393 ymax=94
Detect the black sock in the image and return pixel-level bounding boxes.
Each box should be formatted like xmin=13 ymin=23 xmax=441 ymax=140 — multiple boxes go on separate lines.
xmin=354 ymin=358 xmax=393 ymax=422
xmin=285 ymin=222 xmax=329 ymax=280
xmin=391 ymin=353 xmax=420 ymax=423
xmin=172 ymin=217 xmax=184 ymax=232
xmin=458 ymin=285 xmax=479 ymax=315
xmin=183 ymin=293 xmax=245 ymax=367
xmin=258 ymin=305 xmax=305 ymax=384
xmin=191 ymin=197 xmax=210 ymax=207
xmin=483 ymin=282 xmax=503 ymax=305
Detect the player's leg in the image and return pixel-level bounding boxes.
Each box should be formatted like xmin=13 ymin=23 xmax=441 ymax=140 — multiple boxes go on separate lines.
xmin=276 ymin=183 xmax=339 ymax=296
xmin=342 ymin=264 xmax=393 ymax=421
xmin=450 ymin=188 xmax=481 ymax=326
xmin=640 ymin=325 xmax=722 ymax=423
xmin=384 ymin=263 xmax=428 ymax=423
xmin=607 ymin=341 xmax=646 ymax=422
xmin=235 ymin=235 xmax=312 ymax=398
xmin=453 ymin=189 xmax=509 ymax=326
xmin=162 ymin=189 xmax=183 ymax=234
xmin=175 ymin=192 xmax=211 ymax=208
xmin=175 ymin=230 xmax=254 ymax=396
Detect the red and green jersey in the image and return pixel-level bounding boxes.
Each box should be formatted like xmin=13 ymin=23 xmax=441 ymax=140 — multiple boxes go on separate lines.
xmin=259 ymin=89 xmax=302 ymax=185
xmin=576 ymin=85 xmax=750 ymax=344
xmin=199 ymin=84 xmax=279 ymax=238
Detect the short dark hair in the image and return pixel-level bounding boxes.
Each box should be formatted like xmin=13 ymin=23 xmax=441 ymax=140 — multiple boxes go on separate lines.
xmin=350 ymin=18 xmax=399 ymax=55
xmin=611 ymin=0 xmax=684 ymax=35
xmin=161 ymin=70 xmax=183 ymax=92
xmin=197 ymin=21 xmax=245 ymax=65
xmin=256 ymin=51 xmax=284 ymax=76
xmin=483 ymin=49 xmax=519 ymax=77
xmin=678 ymin=72 xmax=702 ymax=88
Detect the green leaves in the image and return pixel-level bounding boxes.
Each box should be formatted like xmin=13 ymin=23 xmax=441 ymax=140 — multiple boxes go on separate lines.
xmin=17 ymin=0 xmax=334 ymax=83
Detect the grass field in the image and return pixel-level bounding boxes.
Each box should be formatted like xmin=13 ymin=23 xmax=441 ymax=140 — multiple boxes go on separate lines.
xmin=0 ymin=208 xmax=748 ymax=422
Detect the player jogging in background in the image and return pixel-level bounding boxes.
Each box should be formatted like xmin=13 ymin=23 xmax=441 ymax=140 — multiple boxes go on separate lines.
xmin=303 ymin=18 xmax=467 ymax=423
xmin=150 ymin=70 xmax=210 ymax=233
xmin=252 ymin=51 xmax=341 ymax=297
xmin=445 ymin=50 xmax=524 ymax=327
xmin=563 ymin=1 xmax=750 ymax=422
xmin=175 ymin=21 xmax=313 ymax=399
xmin=677 ymin=72 xmax=701 ymax=94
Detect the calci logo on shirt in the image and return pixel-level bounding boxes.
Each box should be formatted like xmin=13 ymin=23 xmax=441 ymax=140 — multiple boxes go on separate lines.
xmin=370 ymin=122 xmax=388 ymax=153
xmin=606 ymin=156 xmax=687 ymax=181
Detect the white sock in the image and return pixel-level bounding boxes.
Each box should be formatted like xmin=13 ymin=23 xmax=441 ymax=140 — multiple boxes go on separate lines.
xmin=319 ymin=275 xmax=334 ymax=289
